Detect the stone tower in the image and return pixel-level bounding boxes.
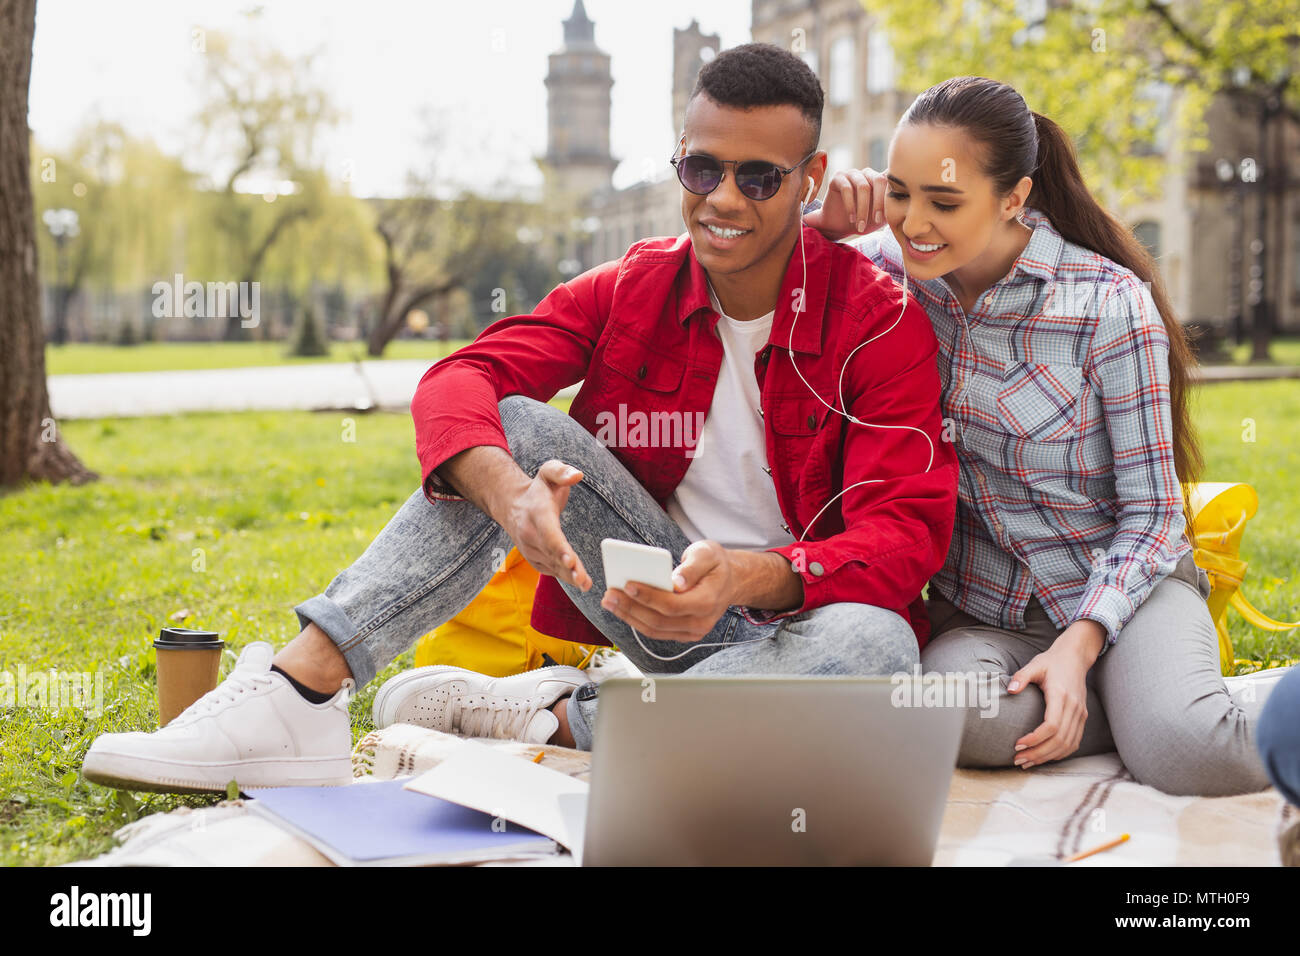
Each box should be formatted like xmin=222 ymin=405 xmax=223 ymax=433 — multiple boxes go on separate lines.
xmin=539 ymin=0 xmax=618 ymax=204
xmin=672 ymin=19 xmax=721 ymax=139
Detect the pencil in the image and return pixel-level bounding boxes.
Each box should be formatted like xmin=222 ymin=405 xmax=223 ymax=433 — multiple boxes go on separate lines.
xmin=1065 ymin=833 xmax=1130 ymax=863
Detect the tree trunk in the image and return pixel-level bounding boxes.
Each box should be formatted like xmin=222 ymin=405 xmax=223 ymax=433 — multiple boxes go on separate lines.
xmin=0 ymin=0 xmax=96 ymax=489
xmin=365 ymin=280 xmax=458 ymax=357
xmin=223 ymin=206 xmax=311 ymax=342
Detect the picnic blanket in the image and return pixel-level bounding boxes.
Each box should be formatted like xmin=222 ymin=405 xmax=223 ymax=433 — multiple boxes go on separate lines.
xmin=73 ymin=721 xmax=1296 ymax=866
xmin=935 ymin=753 xmax=1294 ymax=866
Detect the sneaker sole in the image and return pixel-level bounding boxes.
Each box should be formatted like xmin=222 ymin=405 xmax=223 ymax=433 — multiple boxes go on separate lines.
xmin=372 ymin=664 xmax=587 ymax=731
xmin=82 ymin=750 xmax=353 ymax=794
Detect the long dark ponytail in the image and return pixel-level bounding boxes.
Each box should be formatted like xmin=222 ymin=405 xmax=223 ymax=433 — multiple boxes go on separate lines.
xmin=900 ymin=76 xmax=1202 ymax=514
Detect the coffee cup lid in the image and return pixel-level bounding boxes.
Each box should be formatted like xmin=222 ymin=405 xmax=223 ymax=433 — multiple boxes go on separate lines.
xmin=154 ymin=627 xmax=224 ymax=650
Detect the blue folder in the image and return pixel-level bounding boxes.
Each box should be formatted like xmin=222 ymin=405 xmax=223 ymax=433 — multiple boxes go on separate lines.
xmin=245 ymin=778 xmax=557 ymax=866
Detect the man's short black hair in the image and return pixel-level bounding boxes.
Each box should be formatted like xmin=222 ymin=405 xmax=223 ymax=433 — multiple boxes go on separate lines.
xmin=687 ymin=42 xmax=824 ymax=154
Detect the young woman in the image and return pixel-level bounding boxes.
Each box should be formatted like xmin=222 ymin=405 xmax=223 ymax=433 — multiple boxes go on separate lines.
xmin=807 ymin=75 xmax=1288 ymax=796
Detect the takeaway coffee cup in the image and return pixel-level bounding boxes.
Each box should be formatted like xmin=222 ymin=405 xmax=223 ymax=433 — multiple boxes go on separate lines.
xmin=153 ymin=627 xmax=224 ymax=726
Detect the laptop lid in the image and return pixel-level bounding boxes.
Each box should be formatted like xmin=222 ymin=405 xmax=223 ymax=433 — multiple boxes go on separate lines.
xmin=581 ymin=676 xmax=968 ymax=866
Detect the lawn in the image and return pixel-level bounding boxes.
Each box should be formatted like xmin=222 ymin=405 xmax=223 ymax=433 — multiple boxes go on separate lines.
xmin=0 ymin=383 xmax=1296 ymax=866
xmin=44 ymin=339 xmax=475 ymax=375
xmin=1225 ymin=337 xmax=1300 ymax=367
xmin=44 ymin=336 xmax=1300 ymax=376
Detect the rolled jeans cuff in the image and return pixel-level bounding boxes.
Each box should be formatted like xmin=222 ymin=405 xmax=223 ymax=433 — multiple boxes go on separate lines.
xmin=294 ymin=594 xmax=374 ymax=687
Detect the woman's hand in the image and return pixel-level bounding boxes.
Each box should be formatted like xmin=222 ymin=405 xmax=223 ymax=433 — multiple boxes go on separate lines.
xmin=804 ymin=167 xmax=889 ymax=241
xmin=500 ymin=459 xmax=592 ymax=592
xmin=1008 ymin=619 xmax=1106 ymax=767
xmin=601 ymin=540 xmax=734 ymax=642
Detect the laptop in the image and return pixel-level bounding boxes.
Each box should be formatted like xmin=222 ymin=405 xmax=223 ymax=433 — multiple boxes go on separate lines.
xmin=580 ymin=676 xmax=967 ymax=866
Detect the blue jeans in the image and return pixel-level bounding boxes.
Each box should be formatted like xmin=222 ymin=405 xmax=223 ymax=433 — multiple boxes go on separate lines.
xmin=295 ymin=395 xmax=919 ymax=750
xmin=1257 ymin=665 xmax=1300 ymax=806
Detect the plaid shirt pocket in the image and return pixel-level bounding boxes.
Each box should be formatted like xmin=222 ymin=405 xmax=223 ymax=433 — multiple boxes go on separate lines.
xmin=995 ymin=362 xmax=1084 ymax=442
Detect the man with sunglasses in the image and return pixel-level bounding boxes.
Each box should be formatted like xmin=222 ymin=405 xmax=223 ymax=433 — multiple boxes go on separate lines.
xmin=82 ymin=43 xmax=957 ymax=793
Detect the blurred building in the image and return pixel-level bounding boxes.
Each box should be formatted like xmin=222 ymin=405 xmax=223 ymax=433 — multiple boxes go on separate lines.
xmin=1181 ymin=94 xmax=1300 ymax=342
xmin=537 ymin=0 xmax=618 ymax=203
xmin=586 ymin=19 xmax=720 ymax=265
xmin=540 ymin=2 xmax=715 ymax=270
xmin=542 ymin=0 xmax=1299 ymax=333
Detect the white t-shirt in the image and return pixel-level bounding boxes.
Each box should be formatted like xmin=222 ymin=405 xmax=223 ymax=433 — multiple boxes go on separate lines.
xmin=664 ymin=284 xmax=796 ymax=552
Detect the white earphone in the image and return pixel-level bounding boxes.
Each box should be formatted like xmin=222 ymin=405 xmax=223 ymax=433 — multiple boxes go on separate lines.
xmin=625 ymin=180 xmax=931 ymax=664
xmin=783 ymin=215 xmax=928 ymax=541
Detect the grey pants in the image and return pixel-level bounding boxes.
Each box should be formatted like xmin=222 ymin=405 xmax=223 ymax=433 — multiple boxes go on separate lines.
xmin=296 ymin=395 xmax=919 ymax=751
xmin=921 ymin=555 xmax=1273 ymax=796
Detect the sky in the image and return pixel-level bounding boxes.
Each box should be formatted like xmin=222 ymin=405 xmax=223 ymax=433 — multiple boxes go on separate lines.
xmin=28 ymin=0 xmax=754 ymax=198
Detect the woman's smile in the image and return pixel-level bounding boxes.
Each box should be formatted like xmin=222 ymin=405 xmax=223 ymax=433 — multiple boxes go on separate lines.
xmin=904 ymin=236 xmax=948 ymax=262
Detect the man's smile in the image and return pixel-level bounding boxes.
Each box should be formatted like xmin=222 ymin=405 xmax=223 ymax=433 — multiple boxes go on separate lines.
xmin=699 ymin=219 xmax=752 ymax=248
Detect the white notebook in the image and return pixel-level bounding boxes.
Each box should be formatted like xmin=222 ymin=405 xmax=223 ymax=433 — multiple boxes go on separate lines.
xmin=403 ymin=741 xmax=592 ymax=863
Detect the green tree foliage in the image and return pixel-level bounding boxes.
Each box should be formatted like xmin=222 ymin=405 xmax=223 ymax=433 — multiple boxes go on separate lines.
xmin=865 ymin=0 xmax=1299 ymax=208
xmin=31 ymin=123 xmax=195 ymax=294
xmin=365 ymin=109 xmax=562 ymax=355
xmin=193 ymin=22 xmax=339 ymax=340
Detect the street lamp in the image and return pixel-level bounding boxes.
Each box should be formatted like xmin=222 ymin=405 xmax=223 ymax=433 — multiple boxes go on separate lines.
xmin=1215 ymin=158 xmax=1248 ymax=345
xmin=43 ymin=208 xmax=80 ymax=346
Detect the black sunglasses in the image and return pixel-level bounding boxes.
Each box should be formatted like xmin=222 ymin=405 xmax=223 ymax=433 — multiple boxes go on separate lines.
xmin=670 ymin=144 xmax=818 ymax=201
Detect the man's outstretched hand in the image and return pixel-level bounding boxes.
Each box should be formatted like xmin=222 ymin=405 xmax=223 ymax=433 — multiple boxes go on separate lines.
xmin=501 ymin=458 xmax=592 ymax=592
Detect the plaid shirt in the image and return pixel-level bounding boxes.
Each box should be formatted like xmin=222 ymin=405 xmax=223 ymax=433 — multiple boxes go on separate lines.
xmin=847 ymin=206 xmax=1189 ymax=649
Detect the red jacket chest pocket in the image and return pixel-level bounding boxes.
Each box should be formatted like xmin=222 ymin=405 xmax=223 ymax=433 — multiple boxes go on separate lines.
xmin=768 ymin=394 xmax=836 ymax=531
xmin=599 ymin=324 xmax=685 ymax=393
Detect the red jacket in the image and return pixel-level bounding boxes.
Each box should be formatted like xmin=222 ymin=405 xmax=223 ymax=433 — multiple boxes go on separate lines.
xmin=411 ymin=225 xmax=958 ymax=650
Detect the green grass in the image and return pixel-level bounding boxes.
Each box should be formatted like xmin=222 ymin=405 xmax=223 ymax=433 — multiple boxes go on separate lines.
xmin=45 ymin=336 xmax=1300 ymax=377
xmin=44 ymin=339 xmax=475 ymax=376
xmin=1223 ymin=336 xmax=1300 ymax=367
xmin=0 ymin=409 xmax=424 ymax=865
xmin=1190 ymin=379 xmax=1300 ymax=665
xmin=0 ymin=384 xmax=1295 ymax=865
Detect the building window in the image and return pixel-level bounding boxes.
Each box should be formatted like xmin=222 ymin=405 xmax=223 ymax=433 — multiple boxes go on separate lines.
xmin=868 ymin=137 xmax=887 ymax=172
xmin=866 ymin=30 xmax=894 ymax=94
xmin=1133 ymin=221 xmax=1161 ymax=260
xmin=828 ymin=146 xmax=852 ymax=182
xmin=799 ymin=49 xmax=819 ymax=82
xmin=1140 ymin=81 xmax=1174 ymax=155
xmin=829 ymin=35 xmax=854 ymax=106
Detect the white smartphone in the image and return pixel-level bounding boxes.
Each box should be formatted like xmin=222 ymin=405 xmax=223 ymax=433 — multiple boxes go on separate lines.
xmin=600 ymin=538 xmax=676 ymax=593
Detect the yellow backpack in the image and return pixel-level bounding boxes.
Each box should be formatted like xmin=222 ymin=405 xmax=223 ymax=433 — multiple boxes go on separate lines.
xmin=1186 ymin=482 xmax=1299 ymax=675
xmin=413 ymin=546 xmax=597 ymax=676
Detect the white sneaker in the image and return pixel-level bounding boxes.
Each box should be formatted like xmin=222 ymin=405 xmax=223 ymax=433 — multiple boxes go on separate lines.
xmin=83 ymin=642 xmax=354 ymax=794
xmin=1226 ymin=664 xmax=1295 ymax=713
xmin=372 ymin=665 xmax=588 ymax=744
